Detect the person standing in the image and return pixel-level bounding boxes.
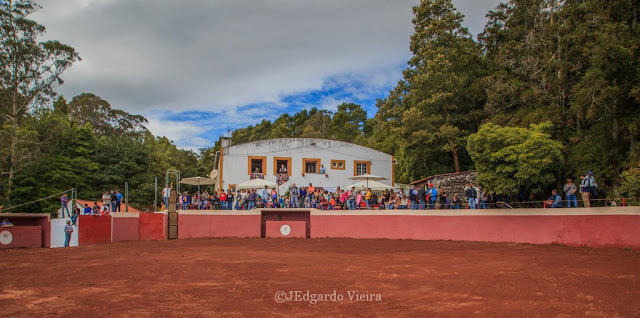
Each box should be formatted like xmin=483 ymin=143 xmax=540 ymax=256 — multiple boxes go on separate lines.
xmin=408 ymin=186 xmax=416 ymax=210
xmin=110 ymin=190 xmax=117 ymax=213
xmin=365 ymin=188 xmax=372 ymax=210
xmin=465 ymin=184 xmax=477 ymax=209
xmin=417 ymin=186 xmax=427 ymax=210
xmin=101 ymin=191 xmax=111 ymax=213
xmin=348 ymin=187 xmax=356 ymax=210
xmin=289 ymin=183 xmax=299 ymax=208
xmin=248 ymin=189 xmax=257 ymax=209
xmin=116 ymin=190 xmax=123 ymax=212
xmin=219 ymin=190 xmax=227 ymax=210
xmin=262 ymin=186 xmax=270 ymax=207
xmin=427 ymin=184 xmax=437 ymax=210
xmin=226 ymin=189 xmax=234 ymax=210
xmin=162 ymin=185 xmax=170 ymax=210
xmin=64 ymin=220 xmax=73 ymax=247
xmin=579 ymin=174 xmax=592 ymax=207
xmin=563 ymin=179 xmax=578 ymax=208
xmin=60 ymin=193 xmax=70 ymax=218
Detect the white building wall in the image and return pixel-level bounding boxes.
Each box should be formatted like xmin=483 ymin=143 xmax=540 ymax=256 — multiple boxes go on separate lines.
xmin=220 ymin=138 xmax=393 ymax=191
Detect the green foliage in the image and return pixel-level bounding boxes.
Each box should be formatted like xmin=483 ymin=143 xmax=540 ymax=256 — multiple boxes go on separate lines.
xmin=2 ymin=0 xmax=639 ymax=211
xmin=371 ymin=0 xmax=484 ymax=181
xmin=0 ymin=0 xmax=80 ymax=198
xmin=620 ymin=165 xmax=640 ymax=205
xmin=231 ymin=105 xmax=370 ymax=145
xmin=467 ymin=122 xmax=564 ymax=196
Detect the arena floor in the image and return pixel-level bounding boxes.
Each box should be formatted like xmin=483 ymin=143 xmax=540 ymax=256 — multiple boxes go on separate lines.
xmin=1 ymin=238 xmax=638 ymax=317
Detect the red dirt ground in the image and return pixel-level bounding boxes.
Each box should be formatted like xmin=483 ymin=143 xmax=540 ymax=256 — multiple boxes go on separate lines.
xmin=1 ymin=238 xmax=639 ymax=317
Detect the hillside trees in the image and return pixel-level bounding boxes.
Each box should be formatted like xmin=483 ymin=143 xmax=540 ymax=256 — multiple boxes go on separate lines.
xmin=0 ymin=0 xmax=80 ymax=198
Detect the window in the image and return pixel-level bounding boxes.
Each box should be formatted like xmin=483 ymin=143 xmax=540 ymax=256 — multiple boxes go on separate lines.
xmin=302 ymin=158 xmax=321 ymax=174
xmin=354 ymin=160 xmax=370 ymax=176
xmin=229 ymin=184 xmax=237 ymax=193
xmin=248 ymin=156 xmax=267 ymax=175
xmin=273 ymin=157 xmax=291 ymax=176
xmin=331 ymin=160 xmax=345 ymax=170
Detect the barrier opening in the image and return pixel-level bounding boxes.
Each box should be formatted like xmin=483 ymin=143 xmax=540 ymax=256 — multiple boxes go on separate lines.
xmin=260 ymin=210 xmax=310 ymax=238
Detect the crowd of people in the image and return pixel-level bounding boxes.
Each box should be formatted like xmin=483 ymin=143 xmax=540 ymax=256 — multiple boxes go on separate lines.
xmin=545 ymin=172 xmax=599 ymax=208
xmin=159 ymin=182 xmax=496 ymax=211
xmin=153 ymin=171 xmax=601 ymax=211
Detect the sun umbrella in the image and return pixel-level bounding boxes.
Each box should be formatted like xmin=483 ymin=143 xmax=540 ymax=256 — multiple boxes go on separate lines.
xmin=235 ymin=178 xmax=278 ymax=190
xmin=347 ymin=174 xmax=387 ymax=188
xmin=180 ymin=176 xmax=216 ymax=194
xmin=346 ymin=180 xmax=394 ymax=192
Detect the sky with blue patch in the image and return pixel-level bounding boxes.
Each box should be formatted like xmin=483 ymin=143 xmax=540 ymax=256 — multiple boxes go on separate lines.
xmin=33 ymin=0 xmax=501 ymax=152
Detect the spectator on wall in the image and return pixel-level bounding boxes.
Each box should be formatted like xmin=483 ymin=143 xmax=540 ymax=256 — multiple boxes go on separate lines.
xmin=451 ymin=194 xmax=461 ymax=209
xmin=546 ymin=189 xmax=563 ymax=208
xmin=60 ymin=193 xmax=70 ymax=218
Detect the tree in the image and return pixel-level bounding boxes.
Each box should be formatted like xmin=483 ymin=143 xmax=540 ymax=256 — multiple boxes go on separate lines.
xmin=370 ymin=0 xmax=483 ymax=182
xmin=467 ymin=122 xmax=564 ymax=197
xmin=620 ymin=164 xmax=640 ymax=205
xmin=478 ymin=0 xmax=640 ymax=196
xmin=0 ymin=0 xmax=80 ymax=198
xmin=328 ymin=103 xmax=367 ymax=142
xmin=68 ymin=93 xmax=148 ymax=137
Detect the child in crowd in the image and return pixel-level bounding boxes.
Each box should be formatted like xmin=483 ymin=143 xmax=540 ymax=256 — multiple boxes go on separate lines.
xmin=92 ymin=202 xmax=100 ymax=215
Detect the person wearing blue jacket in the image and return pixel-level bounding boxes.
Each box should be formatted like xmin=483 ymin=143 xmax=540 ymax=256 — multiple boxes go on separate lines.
xmin=427 ymin=183 xmax=437 ymax=210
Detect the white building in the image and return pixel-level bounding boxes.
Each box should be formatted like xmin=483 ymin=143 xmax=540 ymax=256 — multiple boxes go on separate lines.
xmin=218 ymin=138 xmax=394 ymax=192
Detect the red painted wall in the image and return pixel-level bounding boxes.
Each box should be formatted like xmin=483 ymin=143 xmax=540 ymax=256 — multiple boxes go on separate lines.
xmin=4 ymin=216 xmax=50 ymax=248
xmin=112 ymin=217 xmax=140 ymax=242
xmin=78 ymin=215 xmax=112 ymax=245
xmin=139 ymin=213 xmax=166 ymax=241
xmin=266 ymin=221 xmax=306 ymax=238
xmin=0 ymin=226 xmax=42 ymax=248
xmin=178 ymin=214 xmax=261 ymax=239
xmin=38 ymin=217 xmax=51 ymax=248
xmin=310 ymin=215 xmax=640 ymax=249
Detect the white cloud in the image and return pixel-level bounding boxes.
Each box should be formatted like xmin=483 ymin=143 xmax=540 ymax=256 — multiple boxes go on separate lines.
xmin=31 ymin=0 xmax=503 ymax=149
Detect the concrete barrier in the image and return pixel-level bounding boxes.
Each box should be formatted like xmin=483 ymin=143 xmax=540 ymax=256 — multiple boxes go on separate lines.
xmin=112 ymin=213 xmax=140 ymax=242
xmin=310 ymin=207 xmax=640 ymax=249
xmin=30 ymin=207 xmax=640 ymax=250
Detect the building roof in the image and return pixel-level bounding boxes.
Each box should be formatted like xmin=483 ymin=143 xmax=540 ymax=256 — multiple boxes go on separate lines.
xmin=225 ymin=138 xmax=393 ymax=157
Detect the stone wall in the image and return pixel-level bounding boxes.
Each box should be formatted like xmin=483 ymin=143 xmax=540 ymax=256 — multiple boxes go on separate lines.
xmin=411 ymin=171 xmax=477 ymax=199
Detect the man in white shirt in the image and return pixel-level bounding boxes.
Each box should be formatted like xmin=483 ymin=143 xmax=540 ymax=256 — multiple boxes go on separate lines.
xmin=162 ymin=185 xmax=171 ymax=210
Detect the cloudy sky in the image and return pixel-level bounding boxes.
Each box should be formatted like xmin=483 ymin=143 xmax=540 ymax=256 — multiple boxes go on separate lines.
xmin=33 ymin=0 xmax=502 ymax=151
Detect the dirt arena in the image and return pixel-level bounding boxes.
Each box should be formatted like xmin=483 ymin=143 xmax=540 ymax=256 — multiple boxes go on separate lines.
xmin=0 ymin=238 xmax=638 ymax=317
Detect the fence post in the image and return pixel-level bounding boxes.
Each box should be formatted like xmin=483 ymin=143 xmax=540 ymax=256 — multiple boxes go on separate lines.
xmin=543 ymin=200 xmax=546 ymax=208
xmin=622 ymin=197 xmax=626 ymax=207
